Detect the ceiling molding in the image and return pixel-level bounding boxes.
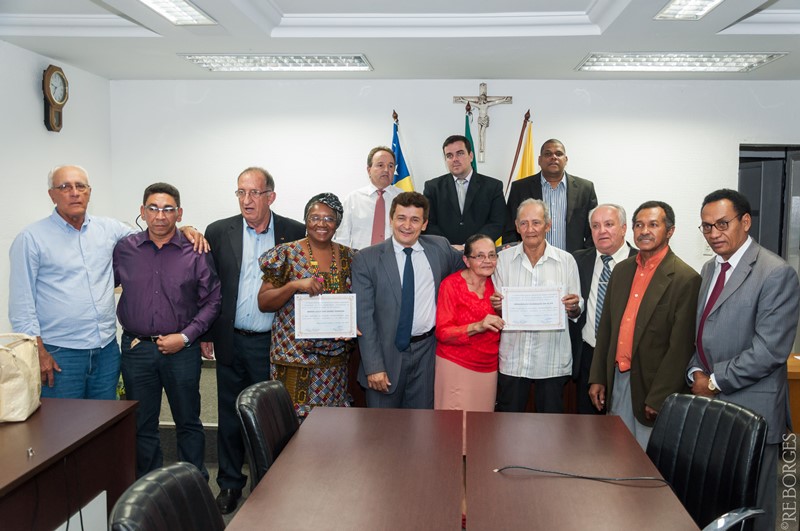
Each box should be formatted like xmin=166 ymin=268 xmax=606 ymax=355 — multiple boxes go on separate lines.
xmin=0 ymin=14 xmax=156 ymax=37
xmin=719 ymin=9 xmax=800 ymax=35
xmin=272 ymin=12 xmax=601 ymax=38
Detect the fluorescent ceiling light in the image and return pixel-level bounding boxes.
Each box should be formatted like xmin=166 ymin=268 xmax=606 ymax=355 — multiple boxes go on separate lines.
xmin=654 ymin=0 xmax=725 ymax=20
xmin=138 ymin=0 xmax=216 ymax=25
xmin=182 ymin=54 xmax=373 ymax=72
xmin=577 ymin=53 xmax=786 ymax=73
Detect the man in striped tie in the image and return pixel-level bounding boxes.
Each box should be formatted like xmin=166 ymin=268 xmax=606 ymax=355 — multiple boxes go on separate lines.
xmin=570 ymin=204 xmax=637 ymax=414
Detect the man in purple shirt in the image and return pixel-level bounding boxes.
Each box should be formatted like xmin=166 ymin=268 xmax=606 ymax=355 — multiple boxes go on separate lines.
xmin=114 ymin=182 xmax=221 ymax=479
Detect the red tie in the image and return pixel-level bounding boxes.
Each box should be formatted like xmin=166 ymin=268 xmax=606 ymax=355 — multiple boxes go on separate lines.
xmin=371 ymin=189 xmax=385 ymax=245
xmin=696 ymin=261 xmax=731 ymax=373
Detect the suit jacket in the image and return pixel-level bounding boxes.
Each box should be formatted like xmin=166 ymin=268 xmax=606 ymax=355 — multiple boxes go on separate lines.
xmin=203 ymin=212 xmax=305 ymax=365
xmin=503 ymin=171 xmax=598 ymax=251
xmin=569 ymin=244 xmax=637 ymax=378
xmin=423 ymin=172 xmax=505 ymax=245
xmin=589 ymin=249 xmax=701 ymax=426
xmin=351 ymin=235 xmax=465 ymax=394
xmin=689 ymin=240 xmax=800 ymax=444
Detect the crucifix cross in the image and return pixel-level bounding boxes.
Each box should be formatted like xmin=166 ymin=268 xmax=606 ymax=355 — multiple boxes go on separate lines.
xmin=453 ymin=83 xmax=512 ymax=162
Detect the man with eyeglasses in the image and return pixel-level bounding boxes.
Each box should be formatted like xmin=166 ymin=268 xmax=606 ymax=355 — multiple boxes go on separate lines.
xmin=503 ymin=139 xmax=597 ymax=251
xmin=422 ymin=135 xmax=505 ymax=246
xmin=113 ymin=182 xmax=221 ymax=480
xmin=9 ymin=165 xmax=206 ymax=400
xmin=570 ymin=204 xmax=637 ymax=414
xmin=688 ymin=189 xmax=799 ymax=531
xmin=589 ymin=201 xmax=700 ymax=449
xmin=490 ymin=198 xmax=582 ymax=413
xmin=335 ymin=146 xmax=402 ymax=250
xmin=201 ymin=166 xmax=304 ymax=513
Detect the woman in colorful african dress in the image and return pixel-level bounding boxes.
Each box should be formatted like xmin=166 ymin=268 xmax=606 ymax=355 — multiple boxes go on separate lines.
xmin=257 ymin=193 xmax=354 ymax=419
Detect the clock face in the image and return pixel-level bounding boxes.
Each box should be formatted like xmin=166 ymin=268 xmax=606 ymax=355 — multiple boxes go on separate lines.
xmin=50 ymin=72 xmax=68 ymax=105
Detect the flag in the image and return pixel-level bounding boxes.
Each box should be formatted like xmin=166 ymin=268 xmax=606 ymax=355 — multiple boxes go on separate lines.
xmin=392 ymin=122 xmax=414 ymax=191
xmin=464 ymin=114 xmax=478 ymax=174
xmin=516 ymin=121 xmax=535 ymax=179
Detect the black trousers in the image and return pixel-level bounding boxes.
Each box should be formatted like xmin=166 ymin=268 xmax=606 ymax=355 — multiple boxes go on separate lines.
xmin=496 ymin=372 xmax=569 ymax=413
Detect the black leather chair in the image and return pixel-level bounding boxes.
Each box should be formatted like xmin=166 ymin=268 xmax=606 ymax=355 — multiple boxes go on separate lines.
xmin=646 ymin=393 xmax=768 ymax=531
xmin=109 ymin=462 xmax=225 ymax=531
xmin=236 ymin=380 xmax=300 ymax=490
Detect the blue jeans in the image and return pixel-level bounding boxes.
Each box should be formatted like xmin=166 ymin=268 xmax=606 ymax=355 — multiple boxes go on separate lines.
xmin=41 ymin=340 xmax=120 ymax=399
xmin=121 ymin=334 xmax=207 ymax=480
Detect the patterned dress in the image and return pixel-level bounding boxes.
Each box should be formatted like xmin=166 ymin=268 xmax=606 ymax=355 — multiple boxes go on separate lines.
xmin=259 ymin=240 xmax=354 ymax=419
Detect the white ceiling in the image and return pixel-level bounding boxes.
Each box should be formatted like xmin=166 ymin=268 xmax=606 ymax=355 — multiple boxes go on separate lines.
xmin=1 ymin=0 xmax=799 ymax=80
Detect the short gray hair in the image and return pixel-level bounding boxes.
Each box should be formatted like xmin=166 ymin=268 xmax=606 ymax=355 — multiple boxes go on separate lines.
xmin=588 ymin=203 xmax=626 ymax=226
xmin=516 ymin=198 xmax=551 ymax=225
xmin=48 ymin=165 xmax=89 ymax=189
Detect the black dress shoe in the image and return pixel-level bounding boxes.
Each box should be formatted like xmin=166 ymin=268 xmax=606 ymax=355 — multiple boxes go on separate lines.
xmin=216 ymin=488 xmax=242 ymax=515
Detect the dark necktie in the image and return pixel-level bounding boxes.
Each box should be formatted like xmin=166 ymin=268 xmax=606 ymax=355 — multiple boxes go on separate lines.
xmin=696 ymin=261 xmax=731 ymax=372
xmin=595 ymin=255 xmax=613 ymax=333
xmin=371 ymin=190 xmax=385 ymax=245
xmin=395 ymin=247 xmax=415 ymax=351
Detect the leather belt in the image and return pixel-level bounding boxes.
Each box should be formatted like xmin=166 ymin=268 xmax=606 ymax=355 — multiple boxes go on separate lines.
xmin=410 ymin=328 xmax=435 ymax=344
xmin=234 ymin=328 xmax=271 ymax=337
xmin=123 ymin=331 xmax=159 ymax=342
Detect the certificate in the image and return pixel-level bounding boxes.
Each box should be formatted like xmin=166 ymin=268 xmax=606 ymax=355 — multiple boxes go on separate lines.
xmin=294 ymin=293 xmax=357 ymax=339
xmin=501 ymin=286 xmax=565 ymax=331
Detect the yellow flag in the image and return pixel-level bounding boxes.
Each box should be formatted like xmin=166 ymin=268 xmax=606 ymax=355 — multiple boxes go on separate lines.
xmin=517 ymin=121 xmax=535 ymax=180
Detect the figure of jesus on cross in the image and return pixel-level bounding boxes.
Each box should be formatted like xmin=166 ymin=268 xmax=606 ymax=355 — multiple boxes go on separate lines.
xmin=453 ymin=83 xmax=512 ymax=162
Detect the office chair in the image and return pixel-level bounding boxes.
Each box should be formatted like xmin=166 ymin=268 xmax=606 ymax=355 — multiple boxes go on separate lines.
xmin=236 ymin=380 xmax=300 ymax=490
xmin=109 ymin=462 xmax=225 ymax=531
xmin=646 ymin=393 xmax=767 ymax=531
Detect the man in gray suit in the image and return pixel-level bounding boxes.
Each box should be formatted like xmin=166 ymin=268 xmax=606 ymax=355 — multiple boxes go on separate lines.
xmin=689 ymin=188 xmax=800 ymax=531
xmin=352 ymin=191 xmax=464 ymax=408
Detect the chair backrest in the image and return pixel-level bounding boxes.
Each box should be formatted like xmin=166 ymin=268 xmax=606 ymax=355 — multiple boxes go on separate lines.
xmin=236 ymin=380 xmax=300 ymax=489
xmin=109 ymin=462 xmax=225 ymax=531
xmin=646 ymin=393 xmax=767 ymax=530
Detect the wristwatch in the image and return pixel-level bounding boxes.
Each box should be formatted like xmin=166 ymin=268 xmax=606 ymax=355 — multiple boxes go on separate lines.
xmin=181 ymin=333 xmax=190 ymax=348
xmin=708 ymin=378 xmax=719 ymax=394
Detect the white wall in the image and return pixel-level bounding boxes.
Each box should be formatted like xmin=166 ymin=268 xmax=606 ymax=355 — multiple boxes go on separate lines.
xmin=3 ymin=40 xmax=800 ymax=331
xmin=0 ymin=41 xmax=112 ymax=332
xmin=110 ymin=78 xmax=800 ymax=272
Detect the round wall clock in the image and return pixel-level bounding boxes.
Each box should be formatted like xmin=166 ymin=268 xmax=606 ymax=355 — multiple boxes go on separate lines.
xmin=42 ymin=65 xmax=69 ymax=132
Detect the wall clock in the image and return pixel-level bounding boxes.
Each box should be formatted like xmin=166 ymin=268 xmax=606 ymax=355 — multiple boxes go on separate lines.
xmin=42 ymin=64 xmax=69 ymax=132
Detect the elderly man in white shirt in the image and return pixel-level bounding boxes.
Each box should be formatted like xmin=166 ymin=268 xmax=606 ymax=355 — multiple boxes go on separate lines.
xmin=491 ymin=198 xmax=582 ymax=413
xmin=335 ymin=146 xmax=403 ymax=250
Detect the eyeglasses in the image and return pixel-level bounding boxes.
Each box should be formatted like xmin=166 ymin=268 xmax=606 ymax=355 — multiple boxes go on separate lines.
xmin=235 ymin=189 xmax=273 ymax=199
xmin=307 ymin=215 xmax=336 ymax=224
xmin=699 ymin=214 xmax=743 ymax=234
xmin=468 ymin=253 xmax=498 ymax=262
xmin=144 ymin=205 xmax=179 ymax=215
xmin=52 ymin=183 xmax=91 ymax=194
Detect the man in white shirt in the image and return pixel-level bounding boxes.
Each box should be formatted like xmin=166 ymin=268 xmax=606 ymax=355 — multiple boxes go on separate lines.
xmin=491 ymin=198 xmax=582 ymax=413
xmin=335 ymin=146 xmax=403 ymax=250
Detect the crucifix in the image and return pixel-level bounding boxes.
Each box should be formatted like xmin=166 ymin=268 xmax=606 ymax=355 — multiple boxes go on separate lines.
xmin=453 ymin=83 xmax=512 ymax=162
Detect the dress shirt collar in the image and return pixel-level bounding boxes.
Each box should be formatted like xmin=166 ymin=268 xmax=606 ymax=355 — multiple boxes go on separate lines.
xmin=511 ymin=240 xmax=562 ymax=265
xmin=598 ymin=243 xmax=633 ymax=267
xmin=540 ymin=172 xmax=566 ymax=189
xmin=636 ymin=244 xmax=669 ymax=270
xmin=136 ymin=228 xmax=184 ymax=249
xmin=452 ymin=170 xmax=473 ymax=184
xmin=243 ymin=210 xmax=274 ymax=235
xmin=391 ymin=237 xmax=424 ymax=253
xmin=715 ymin=235 xmax=752 ymax=271
xmin=50 ymin=207 xmax=91 ymax=232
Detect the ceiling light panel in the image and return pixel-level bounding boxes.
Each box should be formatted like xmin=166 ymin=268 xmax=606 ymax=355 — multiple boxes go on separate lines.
xmin=138 ymin=0 xmax=216 ymax=25
xmin=654 ymin=0 xmax=725 ymax=20
xmin=181 ymin=54 xmax=373 ymax=72
xmin=577 ymin=52 xmax=786 ymax=73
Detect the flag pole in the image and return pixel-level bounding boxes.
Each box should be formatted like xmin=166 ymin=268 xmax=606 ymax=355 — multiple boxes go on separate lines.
xmin=505 ymin=109 xmax=531 ymax=196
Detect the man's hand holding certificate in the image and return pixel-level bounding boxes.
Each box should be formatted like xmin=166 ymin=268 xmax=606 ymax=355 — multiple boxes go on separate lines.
xmin=295 ymin=293 xmax=357 ymax=339
xmin=495 ymin=286 xmax=581 ymax=331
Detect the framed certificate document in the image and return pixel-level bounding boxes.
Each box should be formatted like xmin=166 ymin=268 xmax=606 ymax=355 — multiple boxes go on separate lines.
xmin=294 ymin=293 xmax=357 ymax=339
xmin=501 ymin=286 xmax=565 ymax=331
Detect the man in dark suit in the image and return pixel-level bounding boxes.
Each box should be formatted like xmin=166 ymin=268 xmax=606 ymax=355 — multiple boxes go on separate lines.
xmin=689 ymin=189 xmax=800 ymax=531
xmin=570 ymin=204 xmax=637 ymax=414
xmin=504 ymin=139 xmax=597 ymax=251
xmin=352 ymin=192 xmax=464 ymax=408
xmin=201 ymin=167 xmax=304 ymax=514
xmin=423 ymin=135 xmax=505 ymax=246
xmin=589 ymin=201 xmax=700 ymax=449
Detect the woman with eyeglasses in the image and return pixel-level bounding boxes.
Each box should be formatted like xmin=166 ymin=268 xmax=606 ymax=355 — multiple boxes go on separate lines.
xmin=257 ymin=193 xmax=354 ymax=419
xmin=434 ymin=233 xmax=505 ymax=421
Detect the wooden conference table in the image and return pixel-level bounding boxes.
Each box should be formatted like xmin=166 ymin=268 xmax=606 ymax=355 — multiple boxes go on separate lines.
xmin=0 ymin=398 xmax=137 ymax=531
xmin=228 ymin=408 xmax=698 ymax=530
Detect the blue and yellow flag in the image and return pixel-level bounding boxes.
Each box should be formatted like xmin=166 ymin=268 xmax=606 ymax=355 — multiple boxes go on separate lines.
xmin=465 ymin=114 xmax=478 ymax=174
xmin=392 ymin=122 xmax=414 ymax=191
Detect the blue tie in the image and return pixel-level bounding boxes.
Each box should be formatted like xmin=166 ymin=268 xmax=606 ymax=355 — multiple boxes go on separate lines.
xmin=395 ymin=247 xmax=415 ymax=351
xmin=595 ymin=255 xmax=613 ymax=333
